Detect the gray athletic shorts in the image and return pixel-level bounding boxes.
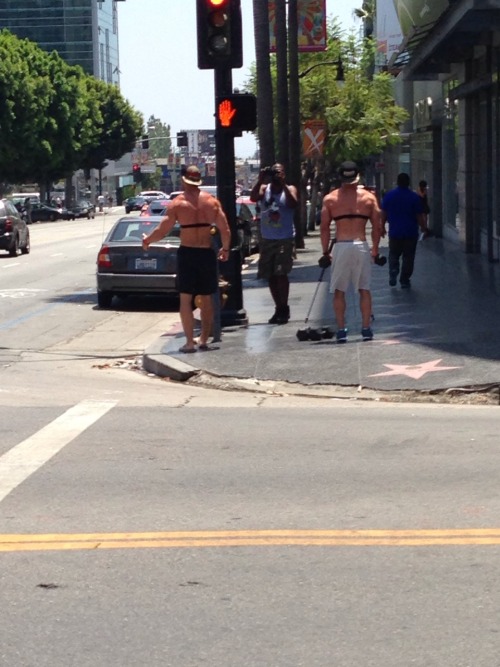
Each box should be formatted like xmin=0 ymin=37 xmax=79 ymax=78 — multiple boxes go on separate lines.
xmin=329 ymin=240 xmax=371 ymax=292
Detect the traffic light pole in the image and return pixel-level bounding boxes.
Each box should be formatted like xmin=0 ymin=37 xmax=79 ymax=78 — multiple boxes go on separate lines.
xmin=214 ymin=66 xmax=248 ymax=327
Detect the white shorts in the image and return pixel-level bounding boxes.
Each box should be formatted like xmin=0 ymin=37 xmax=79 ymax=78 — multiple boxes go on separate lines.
xmin=329 ymin=241 xmax=372 ymax=293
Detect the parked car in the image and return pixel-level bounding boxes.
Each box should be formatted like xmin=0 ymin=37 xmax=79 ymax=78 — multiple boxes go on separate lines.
xmin=236 ymin=196 xmax=260 ymax=257
xmin=124 ymin=196 xmax=147 ymax=214
xmin=146 ymin=198 xmax=172 ymax=216
xmin=139 ymin=190 xmax=169 ymax=199
xmin=96 ymin=215 xmax=180 ymax=309
xmin=69 ymin=200 xmax=96 ymax=219
xmin=0 ymin=198 xmax=30 ymax=256
xmin=30 ymin=202 xmax=63 ymax=222
xmin=58 ymin=207 xmax=77 ymax=221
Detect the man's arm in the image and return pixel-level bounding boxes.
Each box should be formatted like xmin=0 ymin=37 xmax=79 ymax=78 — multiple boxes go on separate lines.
xmin=319 ymin=200 xmax=332 ymax=255
xmin=142 ymin=207 xmax=176 ymax=249
xmin=380 ymin=210 xmax=388 ymax=237
xmin=214 ymin=201 xmax=231 ymax=262
xmin=370 ymin=199 xmax=382 ymax=257
xmin=249 ymin=169 xmax=268 ymax=202
xmin=282 ymin=183 xmax=298 ymax=209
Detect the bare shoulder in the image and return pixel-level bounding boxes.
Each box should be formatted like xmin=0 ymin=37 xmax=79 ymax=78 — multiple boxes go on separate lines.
xmin=323 ymin=189 xmax=340 ymax=204
xmin=357 ymin=187 xmax=377 ymax=203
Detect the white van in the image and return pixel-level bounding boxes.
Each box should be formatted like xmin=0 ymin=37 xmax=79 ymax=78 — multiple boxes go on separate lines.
xmin=11 ymin=192 xmax=40 ymax=206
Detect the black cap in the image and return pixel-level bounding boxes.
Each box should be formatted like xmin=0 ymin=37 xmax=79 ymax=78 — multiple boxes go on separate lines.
xmin=338 ymin=161 xmax=360 ymax=184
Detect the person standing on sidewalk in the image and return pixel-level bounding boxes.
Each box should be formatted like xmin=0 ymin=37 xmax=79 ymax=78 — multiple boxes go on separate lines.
xmin=142 ymin=165 xmax=231 ymax=353
xmin=250 ymin=163 xmax=298 ymax=324
xmin=381 ymin=173 xmax=427 ymax=289
xmin=320 ymin=161 xmax=382 ymax=343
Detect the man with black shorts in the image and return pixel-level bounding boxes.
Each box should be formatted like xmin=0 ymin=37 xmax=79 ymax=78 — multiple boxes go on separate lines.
xmin=142 ymin=165 xmax=231 ymax=352
xmin=250 ymin=163 xmax=298 ymax=324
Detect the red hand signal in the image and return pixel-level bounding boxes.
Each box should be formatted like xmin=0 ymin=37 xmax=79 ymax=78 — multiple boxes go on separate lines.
xmin=218 ymin=99 xmax=237 ymax=127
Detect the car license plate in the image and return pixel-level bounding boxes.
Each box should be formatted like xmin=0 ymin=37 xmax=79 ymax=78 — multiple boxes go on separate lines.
xmin=135 ymin=258 xmax=157 ymax=270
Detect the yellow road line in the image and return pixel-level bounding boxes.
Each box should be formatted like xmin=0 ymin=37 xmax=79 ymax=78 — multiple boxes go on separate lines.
xmin=2 ymin=529 xmax=500 ymax=552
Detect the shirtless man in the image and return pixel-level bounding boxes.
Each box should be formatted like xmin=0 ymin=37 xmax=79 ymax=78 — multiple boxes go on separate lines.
xmin=320 ymin=161 xmax=382 ymax=343
xmin=142 ymin=165 xmax=231 ymax=353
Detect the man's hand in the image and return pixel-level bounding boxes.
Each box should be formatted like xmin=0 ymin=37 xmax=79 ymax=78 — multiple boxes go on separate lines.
xmin=142 ymin=234 xmax=150 ymax=251
xmin=218 ymin=247 xmax=230 ymax=262
xmin=318 ymin=254 xmax=331 ymax=269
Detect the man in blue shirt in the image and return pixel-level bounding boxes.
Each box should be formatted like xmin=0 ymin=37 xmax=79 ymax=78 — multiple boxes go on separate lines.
xmin=250 ymin=163 xmax=298 ymax=324
xmin=381 ymin=173 xmax=427 ymax=288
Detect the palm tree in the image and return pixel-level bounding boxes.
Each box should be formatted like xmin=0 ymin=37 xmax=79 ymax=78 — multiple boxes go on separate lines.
xmin=275 ymin=0 xmax=289 ymax=172
xmin=354 ymin=0 xmax=375 ymax=39
xmin=252 ymin=0 xmax=275 ymax=167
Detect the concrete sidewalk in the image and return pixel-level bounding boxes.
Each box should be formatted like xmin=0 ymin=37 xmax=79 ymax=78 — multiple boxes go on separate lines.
xmin=143 ymin=230 xmax=500 ymax=399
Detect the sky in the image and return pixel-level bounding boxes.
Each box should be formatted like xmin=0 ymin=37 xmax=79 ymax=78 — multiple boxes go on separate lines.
xmin=117 ymin=1 xmax=362 ymax=159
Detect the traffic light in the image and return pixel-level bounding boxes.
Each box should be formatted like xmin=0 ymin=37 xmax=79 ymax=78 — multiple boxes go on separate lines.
xmin=196 ymin=0 xmax=243 ymax=70
xmin=216 ymin=94 xmax=257 ymax=133
xmin=132 ymin=163 xmax=142 ymax=183
xmin=176 ymin=131 xmax=188 ymax=147
xmin=141 ymin=134 xmax=149 ymax=150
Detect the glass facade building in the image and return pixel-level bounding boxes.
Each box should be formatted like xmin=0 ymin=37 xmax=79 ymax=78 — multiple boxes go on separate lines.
xmin=0 ymin=0 xmax=122 ymax=85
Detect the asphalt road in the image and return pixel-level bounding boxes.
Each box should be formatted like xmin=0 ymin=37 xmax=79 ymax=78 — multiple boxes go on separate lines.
xmin=1 ymin=216 xmax=499 ymax=666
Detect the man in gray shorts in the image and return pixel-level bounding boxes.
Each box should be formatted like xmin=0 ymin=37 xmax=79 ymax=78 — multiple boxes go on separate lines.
xmin=320 ymin=161 xmax=382 ymax=343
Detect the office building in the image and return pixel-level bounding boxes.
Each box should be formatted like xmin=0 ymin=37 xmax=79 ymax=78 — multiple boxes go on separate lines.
xmin=0 ymin=0 xmax=123 ymax=85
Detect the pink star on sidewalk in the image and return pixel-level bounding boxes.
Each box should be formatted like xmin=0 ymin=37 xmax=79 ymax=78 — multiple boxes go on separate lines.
xmin=369 ymin=358 xmax=462 ymax=380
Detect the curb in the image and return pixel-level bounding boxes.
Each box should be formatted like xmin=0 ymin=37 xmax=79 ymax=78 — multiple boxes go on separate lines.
xmin=142 ymin=339 xmax=199 ymax=382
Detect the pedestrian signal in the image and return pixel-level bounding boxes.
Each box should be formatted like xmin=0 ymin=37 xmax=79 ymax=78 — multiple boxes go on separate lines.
xmin=216 ymin=94 xmax=257 ymax=132
xmin=196 ymin=0 xmax=243 ymax=70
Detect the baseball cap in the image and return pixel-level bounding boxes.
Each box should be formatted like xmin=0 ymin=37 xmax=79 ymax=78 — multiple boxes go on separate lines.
xmin=182 ymin=165 xmax=203 ymax=186
xmin=338 ymin=161 xmax=360 ymax=184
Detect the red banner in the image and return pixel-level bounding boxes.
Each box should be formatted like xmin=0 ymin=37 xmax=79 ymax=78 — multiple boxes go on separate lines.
xmin=302 ymin=120 xmax=326 ymax=157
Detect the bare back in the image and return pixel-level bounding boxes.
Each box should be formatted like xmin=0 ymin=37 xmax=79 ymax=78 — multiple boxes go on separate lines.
xmin=168 ymin=189 xmax=224 ymax=248
xmin=321 ymin=185 xmax=379 ymax=241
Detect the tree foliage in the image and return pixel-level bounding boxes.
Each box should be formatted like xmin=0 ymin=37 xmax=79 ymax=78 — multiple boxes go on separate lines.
xmin=0 ymin=30 xmax=142 ymax=189
xmin=145 ymin=115 xmax=172 ymax=160
xmin=246 ymin=17 xmax=408 ymax=175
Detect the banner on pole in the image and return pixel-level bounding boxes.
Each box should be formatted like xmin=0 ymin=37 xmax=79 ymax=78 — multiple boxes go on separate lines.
xmin=302 ymin=120 xmax=326 ymax=157
xmin=269 ymin=0 xmax=327 ymax=53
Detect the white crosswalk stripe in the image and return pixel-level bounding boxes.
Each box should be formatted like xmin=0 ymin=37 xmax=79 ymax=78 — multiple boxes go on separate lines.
xmin=0 ymin=399 xmax=116 ymax=504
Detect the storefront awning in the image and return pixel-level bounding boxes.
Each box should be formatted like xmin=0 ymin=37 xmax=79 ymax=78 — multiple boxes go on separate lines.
xmin=393 ymin=0 xmax=500 ymax=80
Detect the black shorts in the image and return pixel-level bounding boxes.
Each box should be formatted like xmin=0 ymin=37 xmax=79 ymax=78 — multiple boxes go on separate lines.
xmin=176 ymin=246 xmax=218 ymax=295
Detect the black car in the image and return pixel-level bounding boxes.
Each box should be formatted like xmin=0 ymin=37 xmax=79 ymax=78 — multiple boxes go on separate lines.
xmin=124 ymin=196 xmax=147 ymax=214
xmin=236 ymin=197 xmax=260 ymax=257
xmin=0 ymin=198 xmax=30 ymax=256
xmin=30 ymin=202 xmax=63 ymax=222
xmin=69 ymin=200 xmax=96 ymax=219
xmin=96 ymin=215 xmax=180 ymax=308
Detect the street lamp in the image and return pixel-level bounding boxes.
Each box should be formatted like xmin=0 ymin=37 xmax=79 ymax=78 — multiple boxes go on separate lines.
xmin=298 ymin=59 xmax=344 ymax=81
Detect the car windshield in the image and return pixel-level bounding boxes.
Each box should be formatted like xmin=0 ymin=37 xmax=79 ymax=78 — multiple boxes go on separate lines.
xmin=237 ymin=202 xmax=257 ymax=217
xmin=108 ymin=219 xmax=180 ymax=242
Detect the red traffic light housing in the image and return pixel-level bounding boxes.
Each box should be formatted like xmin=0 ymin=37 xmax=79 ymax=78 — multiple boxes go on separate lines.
xmin=216 ymin=94 xmax=257 ymax=133
xmin=196 ymin=0 xmax=242 ymax=70
xmin=132 ymin=163 xmax=142 ymax=183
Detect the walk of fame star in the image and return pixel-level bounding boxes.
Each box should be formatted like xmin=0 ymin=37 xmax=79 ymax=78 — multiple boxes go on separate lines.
xmin=369 ymin=358 xmax=462 ymax=380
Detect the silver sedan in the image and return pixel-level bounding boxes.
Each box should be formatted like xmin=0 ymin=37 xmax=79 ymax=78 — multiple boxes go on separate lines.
xmin=96 ymin=215 xmax=180 ymax=309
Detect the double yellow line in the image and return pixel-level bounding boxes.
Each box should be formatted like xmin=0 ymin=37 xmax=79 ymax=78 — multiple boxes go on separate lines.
xmin=2 ymin=529 xmax=500 ymax=552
